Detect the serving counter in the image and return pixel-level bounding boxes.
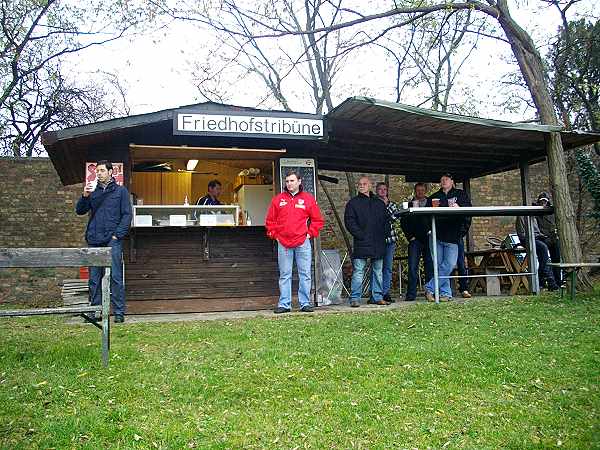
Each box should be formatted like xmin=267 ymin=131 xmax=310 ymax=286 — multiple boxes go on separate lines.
xmin=133 ymin=205 xmax=240 ymax=227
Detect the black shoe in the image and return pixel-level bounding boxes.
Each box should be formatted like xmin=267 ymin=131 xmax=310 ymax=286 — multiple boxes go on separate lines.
xmin=300 ymin=305 xmax=314 ymax=312
xmin=383 ymin=293 xmax=395 ymax=303
xmin=404 ymin=297 xmax=416 ymax=301
xmin=350 ymin=300 xmax=360 ymax=308
xmin=114 ymin=315 xmax=125 ymax=323
xmin=274 ymin=307 xmax=291 ymax=314
xmin=547 ymin=283 xmax=559 ymax=292
xmin=367 ymin=299 xmax=389 ymax=305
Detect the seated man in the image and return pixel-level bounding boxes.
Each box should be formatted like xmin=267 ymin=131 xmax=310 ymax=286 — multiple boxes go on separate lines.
xmin=516 ymin=214 xmax=559 ymax=291
xmin=535 ymin=192 xmax=562 ymax=285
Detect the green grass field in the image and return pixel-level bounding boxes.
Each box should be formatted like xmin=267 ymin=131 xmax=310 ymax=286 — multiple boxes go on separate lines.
xmin=1 ymin=293 xmax=599 ymax=449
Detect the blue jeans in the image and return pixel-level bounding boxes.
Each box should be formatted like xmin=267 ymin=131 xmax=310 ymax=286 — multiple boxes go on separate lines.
xmin=372 ymin=242 xmax=395 ymax=296
xmin=406 ymin=239 xmax=434 ymax=300
xmin=425 ymin=238 xmax=459 ymax=299
xmin=277 ymin=239 xmax=312 ymax=309
xmin=351 ymin=258 xmax=383 ymax=301
xmin=456 ymin=239 xmax=469 ymax=292
xmin=89 ymin=238 xmax=125 ymax=316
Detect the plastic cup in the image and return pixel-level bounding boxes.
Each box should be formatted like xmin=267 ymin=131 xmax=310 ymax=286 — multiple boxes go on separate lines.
xmin=431 ymin=198 xmax=440 ymax=208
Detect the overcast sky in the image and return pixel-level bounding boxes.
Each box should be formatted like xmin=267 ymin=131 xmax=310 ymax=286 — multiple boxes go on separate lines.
xmin=64 ymin=0 xmax=598 ymax=123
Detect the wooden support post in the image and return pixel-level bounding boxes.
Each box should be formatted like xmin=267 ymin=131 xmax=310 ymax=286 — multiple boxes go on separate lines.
xmin=463 ymin=178 xmax=474 ymax=252
xmin=101 ymin=266 xmax=111 ymax=368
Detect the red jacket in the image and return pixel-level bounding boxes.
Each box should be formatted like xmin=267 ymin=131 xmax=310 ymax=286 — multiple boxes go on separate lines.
xmin=265 ymin=189 xmax=324 ymax=248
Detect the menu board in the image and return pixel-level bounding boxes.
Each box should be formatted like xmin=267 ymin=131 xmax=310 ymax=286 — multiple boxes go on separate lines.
xmin=86 ymin=162 xmax=124 ymax=186
xmin=278 ymin=158 xmax=316 ymax=197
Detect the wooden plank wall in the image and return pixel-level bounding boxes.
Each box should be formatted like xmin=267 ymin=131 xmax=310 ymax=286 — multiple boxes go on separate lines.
xmin=124 ymin=227 xmax=288 ymax=313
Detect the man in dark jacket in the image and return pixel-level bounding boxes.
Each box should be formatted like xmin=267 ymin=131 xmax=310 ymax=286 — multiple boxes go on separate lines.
xmin=344 ymin=176 xmax=390 ymax=307
xmin=76 ymin=160 xmax=132 ymax=323
xmin=424 ymin=173 xmax=472 ymax=301
xmin=400 ymin=182 xmax=433 ymax=301
xmin=535 ymin=192 xmax=562 ymax=285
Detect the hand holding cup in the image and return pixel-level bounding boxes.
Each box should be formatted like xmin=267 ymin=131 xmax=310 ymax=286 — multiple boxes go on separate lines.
xmin=83 ymin=180 xmax=97 ymax=197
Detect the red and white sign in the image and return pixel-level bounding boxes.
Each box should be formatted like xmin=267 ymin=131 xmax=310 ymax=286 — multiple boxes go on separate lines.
xmin=85 ymin=162 xmax=124 ymax=186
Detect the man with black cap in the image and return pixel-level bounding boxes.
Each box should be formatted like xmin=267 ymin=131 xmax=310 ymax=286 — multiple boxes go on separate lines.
xmin=424 ymin=173 xmax=472 ymax=302
xmin=535 ymin=192 xmax=562 ymax=285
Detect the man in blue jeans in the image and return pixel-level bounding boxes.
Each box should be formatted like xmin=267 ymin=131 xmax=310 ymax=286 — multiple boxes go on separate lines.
xmin=424 ymin=173 xmax=472 ymax=302
xmin=344 ymin=177 xmax=390 ymax=307
xmin=265 ymin=171 xmax=324 ymax=313
xmin=401 ymin=182 xmax=433 ymax=301
xmin=76 ymin=160 xmax=132 ymax=323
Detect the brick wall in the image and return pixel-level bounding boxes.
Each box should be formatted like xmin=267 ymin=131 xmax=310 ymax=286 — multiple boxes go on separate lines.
xmin=316 ymin=163 xmax=599 ymax=258
xmin=0 ymin=158 xmax=86 ymax=306
xmin=1 ymin=157 xmax=597 ymax=306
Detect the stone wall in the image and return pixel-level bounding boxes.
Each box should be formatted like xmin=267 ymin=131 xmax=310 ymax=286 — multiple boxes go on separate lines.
xmin=0 ymin=158 xmax=86 ymax=306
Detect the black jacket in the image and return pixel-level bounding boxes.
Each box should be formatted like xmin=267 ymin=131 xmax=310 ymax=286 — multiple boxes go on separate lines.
xmin=76 ymin=178 xmax=133 ymax=245
xmin=426 ymin=187 xmax=472 ymax=244
xmin=344 ymin=192 xmax=389 ymax=259
xmin=400 ymin=197 xmax=429 ymax=243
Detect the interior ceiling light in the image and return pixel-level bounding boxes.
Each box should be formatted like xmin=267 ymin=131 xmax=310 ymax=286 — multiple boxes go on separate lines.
xmin=186 ymin=159 xmax=199 ymax=171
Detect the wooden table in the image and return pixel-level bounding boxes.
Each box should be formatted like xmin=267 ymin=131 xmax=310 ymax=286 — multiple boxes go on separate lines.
xmin=465 ymin=248 xmax=530 ymax=295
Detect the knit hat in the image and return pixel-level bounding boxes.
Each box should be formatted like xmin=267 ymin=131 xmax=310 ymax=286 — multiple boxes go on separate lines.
xmin=537 ymin=192 xmax=551 ymax=203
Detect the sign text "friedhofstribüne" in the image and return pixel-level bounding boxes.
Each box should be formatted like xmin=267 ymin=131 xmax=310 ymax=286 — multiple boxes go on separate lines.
xmin=175 ymin=113 xmax=324 ymax=139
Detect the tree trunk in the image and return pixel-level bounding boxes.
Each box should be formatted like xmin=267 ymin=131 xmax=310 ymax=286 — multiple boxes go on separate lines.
xmin=495 ymin=0 xmax=593 ymax=290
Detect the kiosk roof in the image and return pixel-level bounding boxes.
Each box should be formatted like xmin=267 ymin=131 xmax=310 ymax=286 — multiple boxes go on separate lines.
xmin=42 ymin=98 xmax=600 ymax=185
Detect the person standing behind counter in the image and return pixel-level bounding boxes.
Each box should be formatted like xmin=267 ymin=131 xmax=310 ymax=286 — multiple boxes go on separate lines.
xmin=266 ymin=171 xmax=324 ymax=314
xmin=424 ymin=173 xmax=471 ymax=302
xmin=400 ymin=182 xmax=434 ymax=301
xmin=196 ymin=179 xmax=222 ymax=205
xmin=76 ymin=160 xmax=132 ymax=323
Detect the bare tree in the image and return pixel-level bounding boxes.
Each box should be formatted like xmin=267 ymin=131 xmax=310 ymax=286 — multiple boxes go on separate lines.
xmin=0 ymin=0 xmax=148 ymax=156
xmin=174 ymin=0 xmax=593 ymax=289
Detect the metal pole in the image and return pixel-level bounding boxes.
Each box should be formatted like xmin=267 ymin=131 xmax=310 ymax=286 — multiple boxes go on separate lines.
xmin=431 ymin=216 xmax=439 ymax=303
xmin=519 ymin=162 xmax=539 ymax=295
xmin=526 ymin=216 xmax=540 ymax=294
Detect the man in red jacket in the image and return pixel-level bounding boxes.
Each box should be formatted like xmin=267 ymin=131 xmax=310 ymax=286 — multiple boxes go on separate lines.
xmin=265 ymin=171 xmax=324 ymax=313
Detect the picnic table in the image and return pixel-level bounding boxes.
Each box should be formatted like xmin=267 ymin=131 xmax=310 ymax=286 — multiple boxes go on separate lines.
xmin=465 ymin=247 xmax=529 ymax=295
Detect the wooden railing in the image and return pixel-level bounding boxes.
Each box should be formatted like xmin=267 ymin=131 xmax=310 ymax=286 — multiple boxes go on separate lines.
xmin=0 ymin=248 xmax=112 ymax=367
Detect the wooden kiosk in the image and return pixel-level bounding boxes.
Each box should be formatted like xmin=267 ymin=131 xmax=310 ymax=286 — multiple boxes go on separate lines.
xmin=42 ymin=98 xmax=600 ymax=313
xmin=43 ymin=103 xmax=326 ymax=313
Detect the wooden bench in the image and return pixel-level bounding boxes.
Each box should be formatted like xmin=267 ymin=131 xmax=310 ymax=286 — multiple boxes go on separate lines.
xmin=0 ymin=248 xmax=112 ymax=367
xmin=549 ymin=262 xmax=600 ymax=301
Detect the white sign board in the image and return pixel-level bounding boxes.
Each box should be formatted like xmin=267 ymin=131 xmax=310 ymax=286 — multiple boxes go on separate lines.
xmin=173 ymin=110 xmax=324 ymax=140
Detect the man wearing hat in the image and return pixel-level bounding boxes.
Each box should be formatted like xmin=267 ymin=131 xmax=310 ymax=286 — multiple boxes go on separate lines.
xmin=424 ymin=173 xmax=472 ymax=302
xmin=535 ymin=192 xmax=562 ymax=285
